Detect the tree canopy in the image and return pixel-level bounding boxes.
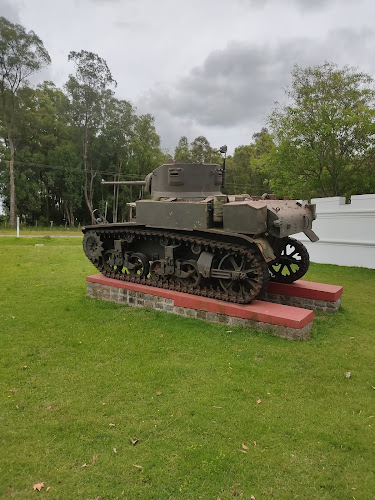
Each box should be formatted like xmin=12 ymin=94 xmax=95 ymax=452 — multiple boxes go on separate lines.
xmin=174 ymin=135 xmax=221 ymax=164
xmin=268 ymin=63 xmax=375 ymax=198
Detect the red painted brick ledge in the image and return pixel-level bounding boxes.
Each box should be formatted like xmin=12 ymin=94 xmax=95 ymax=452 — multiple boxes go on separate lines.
xmin=86 ymin=274 xmax=314 ymax=329
xmin=267 ymin=280 xmax=343 ymax=302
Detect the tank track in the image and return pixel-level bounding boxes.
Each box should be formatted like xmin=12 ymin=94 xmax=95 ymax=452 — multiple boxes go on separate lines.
xmin=84 ymin=227 xmax=270 ymax=304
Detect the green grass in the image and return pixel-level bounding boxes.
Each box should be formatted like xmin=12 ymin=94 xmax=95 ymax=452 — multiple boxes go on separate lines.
xmin=0 ymin=237 xmax=374 ymax=499
xmin=0 ymin=225 xmax=82 ymax=236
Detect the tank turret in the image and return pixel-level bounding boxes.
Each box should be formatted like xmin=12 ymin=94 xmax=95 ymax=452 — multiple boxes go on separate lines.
xmin=83 ymin=159 xmax=318 ymax=304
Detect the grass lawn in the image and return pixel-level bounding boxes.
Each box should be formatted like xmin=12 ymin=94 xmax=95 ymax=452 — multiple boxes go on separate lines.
xmin=0 ymin=226 xmax=82 ymax=237
xmin=0 ymin=237 xmax=374 ymax=499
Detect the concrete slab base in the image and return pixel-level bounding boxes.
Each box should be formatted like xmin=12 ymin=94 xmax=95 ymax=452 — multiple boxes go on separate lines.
xmin=86 ymin=274 xmax=318 ymax=340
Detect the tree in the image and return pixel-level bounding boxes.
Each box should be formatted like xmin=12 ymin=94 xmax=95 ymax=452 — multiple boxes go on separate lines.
xmin=174 ymin=136 xmax=191 ymax=162
xmin=225 ymin=129 xmax=274 ymax=195
xmin=65 ymin=50 xmax=116 ymax=223
xmin=98 ymin=97 xmax=136 ymax=222
xmin=173 ymin=135 xmax=220 ymax=164
xmin=0 ymin=16 xmax=50 ymax=225
xmin=268 ymin=62 xmax=375 ymax=199
xmin=190 ymin=136 xmax=220 ymax=163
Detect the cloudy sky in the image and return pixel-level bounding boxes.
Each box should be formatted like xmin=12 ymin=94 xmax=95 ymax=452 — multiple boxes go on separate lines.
xmin=2 ymin=0 xmax=375 ymax=153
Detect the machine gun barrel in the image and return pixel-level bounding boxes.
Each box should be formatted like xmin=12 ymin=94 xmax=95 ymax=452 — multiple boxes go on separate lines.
xmin=101 ymin=180 xmax=146 ymax=186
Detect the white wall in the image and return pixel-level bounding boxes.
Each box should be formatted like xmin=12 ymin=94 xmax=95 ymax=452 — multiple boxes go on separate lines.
xmin=295 ymin=194 xmax=375 ymax=269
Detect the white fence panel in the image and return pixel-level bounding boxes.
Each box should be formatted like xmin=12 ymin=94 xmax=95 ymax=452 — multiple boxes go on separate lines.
xmin=295 ymin=194 xmax=375 ymax=269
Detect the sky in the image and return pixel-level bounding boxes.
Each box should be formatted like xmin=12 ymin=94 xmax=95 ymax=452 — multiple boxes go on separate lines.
xmin=2 ymin=0 xmax=375 ymax=154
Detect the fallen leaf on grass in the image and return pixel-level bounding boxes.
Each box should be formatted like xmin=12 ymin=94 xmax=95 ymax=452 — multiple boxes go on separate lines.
xmin=46 ymin=406 xmax=53 ymax=410
xmin=33 ymin=482 xmax=44 ymax=491
xmin=113 ymin=448 xmax=117 ymax=454
xmin=46 ymin=486 xmax=50 ymax=492
xmin=231 ymin=490 xmax=239 ymax=496
xmin=256 ymin=399 xmax=262 ymax=404
xmin=253 ymin=441 xmax=257 ymax=446
xmin=160 ymin=334 xmax=164 ymax=338
xmin=242 ymin=443 xmax=249 ymax=450
xmin=133 ymin=464 xmax=143 ymax=470
xmin=109 ymin=423 xmax=115 ymax=427
xmin=11 ymin=316 xmax=15 ymax=319
xmin=21 ymin=365 xmax=29 ymax=370
xmin=345 ymin=371 xmax=351 ymax=379
xmin=10 ymin=388 xmax=18 ymax=393
xmin=92 ymin=454 xmax=98 ymax=464
xmin=226 ymin=330 xmax=233 ymax=333
xmin=131 ymin=437 xmax=138 ymax=446
xmin=251 ymin=496 xmax=256 ymax=499
xmin=156 ymin=392 xmax=162 ymax=396
xmin=238 ymin=449 xmax=247 ymax=454
xmin=81 ymin=463 xmax=88 ymax=468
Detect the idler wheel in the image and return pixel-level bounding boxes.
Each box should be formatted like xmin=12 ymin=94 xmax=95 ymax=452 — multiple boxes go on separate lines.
xmin=217 ymin=251 xmax=266 ymax=302
xmin=126 ymin=252 xmax=150 ymax=277
xmin=268 ymin=237 xmax=309 ymax=283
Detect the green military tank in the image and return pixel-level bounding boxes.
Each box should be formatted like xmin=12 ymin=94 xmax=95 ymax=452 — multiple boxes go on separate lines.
xmin=82 ymin=149 xmax=318 ymax=304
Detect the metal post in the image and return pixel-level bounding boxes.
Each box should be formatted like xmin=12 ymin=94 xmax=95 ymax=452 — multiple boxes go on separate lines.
xmin=16 ymin=216 xmax=20 ymax=238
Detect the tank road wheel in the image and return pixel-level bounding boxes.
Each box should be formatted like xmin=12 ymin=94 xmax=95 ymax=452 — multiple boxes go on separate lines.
xmin=269 ymin=237 xmax=309 ymax=283
xmin=83 ymin=232 xmax=104 ymax=262
xmin=178 ymin=260 xmax=201 ymax=288
xmin=217 ymin=250 xmax=268 ymax=302
xmin=102 ymin=250 xmax=122 ymax=274
xmin=126 ymin=252 xmax=150 ymax=278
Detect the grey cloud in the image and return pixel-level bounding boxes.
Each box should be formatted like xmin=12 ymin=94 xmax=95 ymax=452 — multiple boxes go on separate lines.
xmin=0 ymin=0 xmax=21 ymax=22
xmin=238 ymin=0 xmax=350 ymax=11
xmin=114 ymin=20 xmax=133 ymax=29
xmin=142 ymin=28 xmax=375 ymax=132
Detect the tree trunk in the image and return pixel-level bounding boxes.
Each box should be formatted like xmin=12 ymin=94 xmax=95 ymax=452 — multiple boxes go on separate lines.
xmin=65 ymin=204 xmax=75 ymax=227
xmin=8 ymin=134 xmax=16 ymax=227
xmin=82 ymin=121 xmax=96 ymax=224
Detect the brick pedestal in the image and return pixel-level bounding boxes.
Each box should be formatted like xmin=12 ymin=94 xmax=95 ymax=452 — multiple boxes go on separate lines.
xmin=86 ymin=275 xmax=320 ymax=340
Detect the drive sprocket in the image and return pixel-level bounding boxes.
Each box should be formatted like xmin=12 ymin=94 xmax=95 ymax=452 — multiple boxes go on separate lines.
xmin=83 ymin=232 xmax=104 ymax=262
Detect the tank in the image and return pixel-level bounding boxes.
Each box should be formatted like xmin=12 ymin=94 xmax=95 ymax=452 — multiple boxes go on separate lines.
xmin=82 ymin=156 xmax=318 ymax=304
